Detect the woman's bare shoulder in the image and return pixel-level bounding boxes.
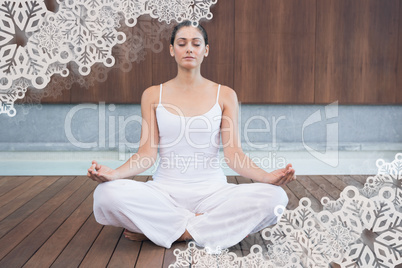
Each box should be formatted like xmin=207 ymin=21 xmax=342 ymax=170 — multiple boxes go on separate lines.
xmin=220 ymin=85 xmax=238 ymax=102
xmin=216 ymin=85 xmax=237 ymax=113
xmin=141 ymin=85 xmax=160 ymax=104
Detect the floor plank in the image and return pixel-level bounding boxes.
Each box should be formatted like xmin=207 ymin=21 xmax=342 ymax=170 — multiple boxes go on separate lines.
xmin=320 ymin=175 xmax=348 ymax=191
xmin=51 ymin=214 xmax=103 ymax=268
xmin=297 ymin=175 xmax=336 ymax=208
xmin=336 ymin=175 xmax=364 ymax=188
xmin=133 ymin=176 xmax=150 ymax=182
xmin=23 ymin=193 xmax=94 ymax=268
xmin=282 ymin=184 xmax=302 ymax=210
xmin=0 ymin=179 xmax=96 ymax=267
xmin=135 ymin=241 xmax=165 ymax=268
xmin=0 ymin=176 xmax=31 ymax=196
xmin=351 ymin=174 xmax=369 ymax=185
xmin=308 ymin=175 xmax=341 ymax=200
xmin=0 ymin=176 xmax=81 ymax=255
xmin=0 ymin=176 xmax=39 ymax=205
xmin=79 ymin=225 xmax=123 ymax=268
xmin=0 ymin=176 xmax=59 ymax=221
xmin=162 ymin=241 xmax=188 ymax=268
xmin=228 ymin=242 xmax=244 ymax=258
xmin=235 ymin=176 xmax=253 ymax=184
xmin=0 ymin=175 xmax=372 ymax=267
xmin=286 ymin=178 xmax=321 ymax=211
xmin=108 ymin=233 xmax=142 ymax=268
xmin=226 ymin=175 xmax=237 ymax=184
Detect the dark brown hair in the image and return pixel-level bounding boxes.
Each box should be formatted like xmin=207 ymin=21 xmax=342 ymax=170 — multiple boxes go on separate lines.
xmin=170 ymin=20 xmax=208 ymax=46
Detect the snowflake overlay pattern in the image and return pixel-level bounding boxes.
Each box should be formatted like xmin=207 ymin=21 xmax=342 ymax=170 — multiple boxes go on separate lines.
xmin=169 ymin=153 xmax=402 ymax=268
xmin=0 ymin=0 xmax=217 ymax=117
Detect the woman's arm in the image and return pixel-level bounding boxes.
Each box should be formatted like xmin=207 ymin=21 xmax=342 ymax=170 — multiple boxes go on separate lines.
xmin=88 ymin=86 xmax=160 ymax=182
xmin=220 ymin=86 xmax=296 ymax=186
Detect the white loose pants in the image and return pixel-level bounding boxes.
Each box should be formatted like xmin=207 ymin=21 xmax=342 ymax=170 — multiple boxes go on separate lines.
xmin=93 ymin=179 xmax=288 ymax=250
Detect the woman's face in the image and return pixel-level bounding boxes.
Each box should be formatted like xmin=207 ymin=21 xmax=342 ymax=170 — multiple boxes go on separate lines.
xmin=170 ymin=26 xmax=209 ymax=69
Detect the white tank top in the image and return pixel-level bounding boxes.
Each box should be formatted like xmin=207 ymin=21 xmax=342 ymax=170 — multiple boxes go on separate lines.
xmin=152 ymin=83 xmax=227 ymax=184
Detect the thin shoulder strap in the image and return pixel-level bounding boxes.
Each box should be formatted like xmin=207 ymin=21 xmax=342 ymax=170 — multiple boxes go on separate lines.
xmin=216 ymin=84 xmax=221 ymax=103
xmin=159 ymin=83 xmax=163 ymax=104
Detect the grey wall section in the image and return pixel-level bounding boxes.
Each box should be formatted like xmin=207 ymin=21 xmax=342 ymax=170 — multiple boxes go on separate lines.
xmin=1 ymin=103 xmax=401 ymax=152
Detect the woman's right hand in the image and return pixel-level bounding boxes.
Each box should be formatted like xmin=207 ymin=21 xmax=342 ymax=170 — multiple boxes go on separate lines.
xmin=263 ymin=163 xmax=296 ymax=186
xmin=87 ymin=160 xmax=120 ymax=183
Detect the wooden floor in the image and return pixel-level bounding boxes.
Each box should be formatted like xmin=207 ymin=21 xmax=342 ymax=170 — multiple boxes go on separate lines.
xmin=0 ymin=175 xmax=370 ymax=267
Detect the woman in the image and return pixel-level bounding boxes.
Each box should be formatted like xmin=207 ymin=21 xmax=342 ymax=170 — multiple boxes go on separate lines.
xmin=87 ymin=20 xmax=296 ymax=251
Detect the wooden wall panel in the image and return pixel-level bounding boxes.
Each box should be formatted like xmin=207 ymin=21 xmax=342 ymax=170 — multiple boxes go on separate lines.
xmin=398 ymin=0 xmax=402 ymax=103
xmin=70 ymin=54 xmax=152 ymax=103
xmin=29 ymin=74 xmax=71 ymax=104
xmin=315 ymin=0 xmax=399 ymax=104
xmin=69 ymin=23 xmax=153 ymax=103
xmin=35 ymin=0 xmax=402 ymax=105
xmin=44 ymin=0 xmax=57 ymax=11
xmin=151 ymin=29 xmax=178 ymax=85
xmin=234 ymin=0 xmax=316 ymax=104
xmin=201 ymin=1 xmax=235 ymax=88
xmin=16 ymin=74 xmax=71 ymax=104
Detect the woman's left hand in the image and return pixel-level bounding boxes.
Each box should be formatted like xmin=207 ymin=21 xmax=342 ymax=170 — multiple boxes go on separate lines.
xmin=87 ymin=160 xmax=120 ymax=183
xmin=263 ymin=163 xmax=296 ymax=186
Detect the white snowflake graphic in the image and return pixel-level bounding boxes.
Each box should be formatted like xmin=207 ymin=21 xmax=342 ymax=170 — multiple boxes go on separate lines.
xmin=169 ymin=153 xmax=402 ymax=267
xmin=35 ymin=20 xmax=63 ymax=52
xmin=327 ymin=221 xmax=353 ymax=253
xmin=361 ymin=155 xmax=402 ymax=211
xmin=0 ymin=0 xmax=49 ymax=116
xmin=0 ymin=0 xmax=217 ymax=116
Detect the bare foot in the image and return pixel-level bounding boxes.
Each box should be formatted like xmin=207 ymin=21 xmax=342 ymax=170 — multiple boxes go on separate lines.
xmin=177 ymin=230 xmax=192 ymax=241
xmin=176 ymin=213 xmax=204 ymax=241
xmin=124 ymin=229 xmax=150 ymax=241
